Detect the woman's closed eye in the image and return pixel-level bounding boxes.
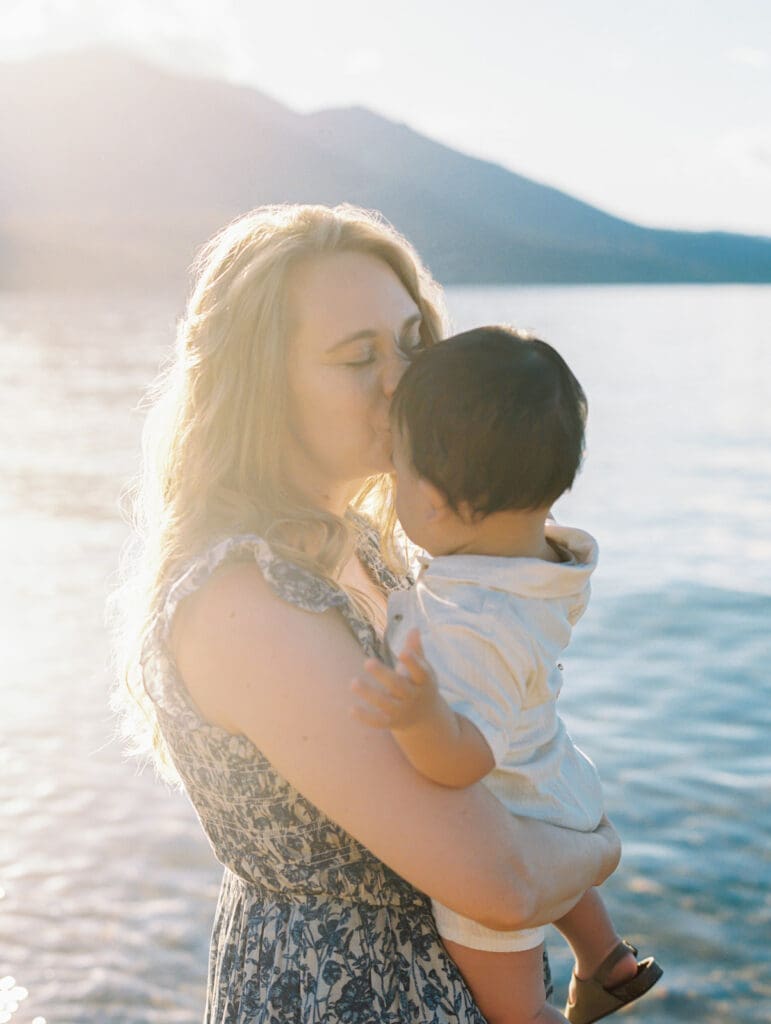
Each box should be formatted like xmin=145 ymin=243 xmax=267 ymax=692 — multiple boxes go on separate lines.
xmin=341 ymin=324 xmax=425 ymax=368
xmin=343 ymin=344 xmax=377 ymax=368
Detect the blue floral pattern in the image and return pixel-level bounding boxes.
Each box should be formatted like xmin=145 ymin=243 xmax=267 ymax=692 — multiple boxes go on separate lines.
xmin=144 ymin=517 xmax=551 ymax=1022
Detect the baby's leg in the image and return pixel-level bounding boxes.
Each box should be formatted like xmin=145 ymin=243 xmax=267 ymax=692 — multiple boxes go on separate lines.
xmin=443 ymin=939 xmax=566 ymax=1024
xmin=555 ymin=888 xmax=637 ymax=987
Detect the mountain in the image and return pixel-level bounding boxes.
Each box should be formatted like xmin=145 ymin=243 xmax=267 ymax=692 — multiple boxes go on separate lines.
xmin=2 ymin=48 xmax=770 ymax=288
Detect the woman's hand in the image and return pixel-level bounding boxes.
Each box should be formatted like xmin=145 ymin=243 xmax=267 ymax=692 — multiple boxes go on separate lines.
xmin=351 ymin=629 xmax=442 ymax=730
xmin=532 ymin=815 xmax=622 ymax=929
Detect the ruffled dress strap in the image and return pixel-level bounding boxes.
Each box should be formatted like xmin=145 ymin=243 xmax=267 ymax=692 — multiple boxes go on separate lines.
xmin=141 ymin=531 xmax=385 ymax=734
xmin=162 ymin=533 xmax=350 ymax=623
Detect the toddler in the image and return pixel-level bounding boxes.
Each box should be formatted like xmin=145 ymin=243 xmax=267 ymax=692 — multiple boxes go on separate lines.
xmin=351 ymin=327 xmax=662 ymax=1024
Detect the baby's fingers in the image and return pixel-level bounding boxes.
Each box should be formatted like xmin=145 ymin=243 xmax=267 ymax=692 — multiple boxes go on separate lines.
xmin=396 ymin=648 xmax=432 ymax=688
xmin=401 ymin=628 xmax=425 ymax=659
xmin=351 ymin=674 xmax=408 ymax=721
xmin=349 ymin=702 xmax=393 ymax=730
xmin=363 ymin=658 xmax=418 ymax=699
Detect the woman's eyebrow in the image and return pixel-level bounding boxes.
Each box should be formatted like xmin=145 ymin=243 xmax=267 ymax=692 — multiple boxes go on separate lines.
xmin=325 ymin=313 xmax=422 ymax=354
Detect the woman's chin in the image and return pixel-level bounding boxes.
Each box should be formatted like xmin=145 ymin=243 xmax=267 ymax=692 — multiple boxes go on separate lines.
xmin=350 ymin=437 xmax=394 ymax=481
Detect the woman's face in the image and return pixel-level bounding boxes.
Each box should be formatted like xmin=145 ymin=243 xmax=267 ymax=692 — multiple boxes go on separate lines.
xmin=284 ymin=250 xmax=423 ymax=510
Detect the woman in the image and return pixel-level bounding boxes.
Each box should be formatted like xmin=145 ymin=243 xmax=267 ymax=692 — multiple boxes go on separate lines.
xmin=118 ymin=203 xmax=620 ymax=1022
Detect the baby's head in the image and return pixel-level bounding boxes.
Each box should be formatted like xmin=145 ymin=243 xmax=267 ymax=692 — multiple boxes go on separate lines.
xmin=390 ymin=325 xmax=587 ymax=554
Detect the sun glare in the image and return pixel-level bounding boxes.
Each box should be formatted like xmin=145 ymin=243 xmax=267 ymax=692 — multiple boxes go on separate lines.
xmin=3 ymin=2 xmax=52 ymax=59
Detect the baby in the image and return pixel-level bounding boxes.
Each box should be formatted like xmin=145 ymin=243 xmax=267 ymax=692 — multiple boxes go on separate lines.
xmin=352 ymin=327 xmax=662 ymax=1024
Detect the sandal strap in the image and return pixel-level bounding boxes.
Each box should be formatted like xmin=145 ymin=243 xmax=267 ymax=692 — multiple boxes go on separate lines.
xmin=603 ymin=958 xmax=661 ymax=1002
xmin=593 ymin=940 xmax=639 ymax=987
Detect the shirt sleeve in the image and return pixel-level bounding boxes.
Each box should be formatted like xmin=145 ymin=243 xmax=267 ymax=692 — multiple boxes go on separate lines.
xmin=385 ymin=587 xmax=416 ymax=669
xmin=567 ymin=580 xmax=591 ymax=625
xmin=420 ymin=619 xmax=532 ymax=768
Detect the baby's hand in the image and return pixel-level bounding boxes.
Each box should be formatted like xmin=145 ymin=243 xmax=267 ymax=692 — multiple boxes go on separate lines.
xmin=351 ymin=629 xmax=440 ymax=731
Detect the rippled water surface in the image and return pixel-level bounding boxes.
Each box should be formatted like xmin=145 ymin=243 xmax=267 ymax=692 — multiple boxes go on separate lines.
xmin=1 ymin=285 xmax=769 ymax=1023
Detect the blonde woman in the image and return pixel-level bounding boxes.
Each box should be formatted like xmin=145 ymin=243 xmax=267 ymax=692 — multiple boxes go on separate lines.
xmin=118 ymin=204 xmax=620 ymax=1023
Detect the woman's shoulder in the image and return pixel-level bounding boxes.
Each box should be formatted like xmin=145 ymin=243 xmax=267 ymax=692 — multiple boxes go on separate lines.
xmin=162 ymin=533 xmax=345 ymax=630
xmin=170 ymin=547 xmax=343 ymax=653
xmin=164 ymin=535 xmax=350 ymax=733
xmin=164 ymin=532 xmax=353 ymax=658
xmin=154 ymin=522 xmax=399 ymax=730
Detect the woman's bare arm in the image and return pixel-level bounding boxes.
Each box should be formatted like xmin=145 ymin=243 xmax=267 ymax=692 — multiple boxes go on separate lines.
xmin=172 ymin=563 xmax=621 ymax=931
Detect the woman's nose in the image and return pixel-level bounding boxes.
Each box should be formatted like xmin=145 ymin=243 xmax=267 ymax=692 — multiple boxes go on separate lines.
xmin=382 ymin=349 xmax=407 ymax=398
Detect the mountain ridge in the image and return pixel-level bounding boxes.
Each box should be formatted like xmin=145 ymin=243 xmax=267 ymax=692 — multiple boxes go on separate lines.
xmin=2 ymin=48 xmax=770 ymax=288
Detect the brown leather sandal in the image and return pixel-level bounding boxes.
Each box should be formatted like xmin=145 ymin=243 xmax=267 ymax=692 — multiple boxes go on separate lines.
xmin=564 ymin=940 xmax=663 ymax=1024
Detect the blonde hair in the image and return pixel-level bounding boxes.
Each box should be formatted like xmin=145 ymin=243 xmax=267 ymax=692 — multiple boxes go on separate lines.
xmin=114 ymin=203 xmax=448 ymax=779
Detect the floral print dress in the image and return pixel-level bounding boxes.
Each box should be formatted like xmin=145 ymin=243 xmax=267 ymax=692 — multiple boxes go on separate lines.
xmin=144 ymin=521 xmax=551 ymax=1022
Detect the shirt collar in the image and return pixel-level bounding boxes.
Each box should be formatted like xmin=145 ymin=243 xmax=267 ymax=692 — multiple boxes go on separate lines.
xmin=417 ymin=524 xmax=598 ymax=599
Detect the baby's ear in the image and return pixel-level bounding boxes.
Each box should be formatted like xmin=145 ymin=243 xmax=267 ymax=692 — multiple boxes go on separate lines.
xmin=455 ymin=500 xmax=480 ymax=525
xmin=419 ymin=477 xmax=451 ymax=520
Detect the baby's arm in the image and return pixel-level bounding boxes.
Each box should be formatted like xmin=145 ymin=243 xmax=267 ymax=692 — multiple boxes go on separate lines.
xmin=351 ymin=629 xmax=495 ymax=787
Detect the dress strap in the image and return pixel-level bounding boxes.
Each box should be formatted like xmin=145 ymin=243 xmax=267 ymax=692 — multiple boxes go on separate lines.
xmin=159 ymin=534 xmax=348 ymax=646
xmin=142 ymin=532 xmax=382 ymax=725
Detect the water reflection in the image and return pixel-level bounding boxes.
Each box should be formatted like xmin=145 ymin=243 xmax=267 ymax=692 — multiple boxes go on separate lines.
xmin=1 ymin=286 xmax=770 ymax=1022
xmin=0 ymin=977 xmax=30 ymax=1023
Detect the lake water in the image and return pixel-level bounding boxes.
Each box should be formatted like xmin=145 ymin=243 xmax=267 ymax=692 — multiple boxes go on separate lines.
xmin=1 ymin=284 xmax=769 ymax=1023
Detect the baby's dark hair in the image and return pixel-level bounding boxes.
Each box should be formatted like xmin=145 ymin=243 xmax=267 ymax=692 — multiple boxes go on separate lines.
xmin=390 ymin=325 xmax=587 ymax=515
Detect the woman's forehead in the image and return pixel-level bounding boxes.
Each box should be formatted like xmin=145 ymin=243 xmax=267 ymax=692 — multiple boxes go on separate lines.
xmin=288 ymin=251 xmax=419 ymax=343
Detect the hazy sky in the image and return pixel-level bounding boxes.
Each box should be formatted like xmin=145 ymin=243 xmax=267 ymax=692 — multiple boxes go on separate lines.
xmin=4 ymin=0 xmax=771 ymax=235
